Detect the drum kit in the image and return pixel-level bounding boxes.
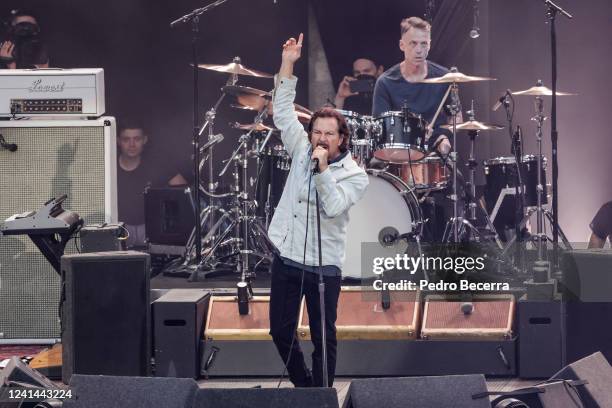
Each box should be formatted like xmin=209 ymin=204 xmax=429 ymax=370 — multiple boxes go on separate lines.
xmin=179 ymin=56 xmax=574 ymax=282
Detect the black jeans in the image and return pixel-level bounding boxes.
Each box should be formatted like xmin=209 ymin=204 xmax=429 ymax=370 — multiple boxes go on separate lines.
xmin=269 ymin=256 xmax=342 ymax=387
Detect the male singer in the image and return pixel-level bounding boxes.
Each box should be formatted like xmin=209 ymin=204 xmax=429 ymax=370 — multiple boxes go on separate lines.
xmin=268 ymin=33 xmax=368 ymax=387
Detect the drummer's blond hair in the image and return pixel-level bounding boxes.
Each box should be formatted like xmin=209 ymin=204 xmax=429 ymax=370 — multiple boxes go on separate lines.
xmin=400 ymin=16 xmax=431 ymax=36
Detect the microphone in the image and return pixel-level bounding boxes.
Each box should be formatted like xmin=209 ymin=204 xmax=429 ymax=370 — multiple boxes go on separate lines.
xmin=2 ymin=143 xmax=18 ymax=152
xmin=0 ymin=134 xmax=18 ymax=152
xmin=469 ymin=0 xmax=480 ymax=39
xmin=237 ymin=281 xmax=250 ymax=316
xmin=492 ymin=90 xmax=510 ymax=112
xmin=312 ymin=157 xmax=319 ymax=174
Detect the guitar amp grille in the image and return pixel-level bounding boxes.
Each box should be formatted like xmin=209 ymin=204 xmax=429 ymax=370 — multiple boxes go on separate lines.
xmin=0 ymin=118 xmax=116 ymax=341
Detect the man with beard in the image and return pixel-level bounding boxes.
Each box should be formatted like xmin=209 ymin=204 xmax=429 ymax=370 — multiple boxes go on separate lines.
xmin=268 ymin=33 xmax=368 ymax=387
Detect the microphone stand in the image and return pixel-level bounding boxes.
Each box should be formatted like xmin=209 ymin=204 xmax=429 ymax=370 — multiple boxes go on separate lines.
xmin=314 ymin=168 xmax=329 ymax=388
xmin=543 ymin=0 xmax=572 ymax=276
xmin=170 ymin=0 xmax=232 ymax=263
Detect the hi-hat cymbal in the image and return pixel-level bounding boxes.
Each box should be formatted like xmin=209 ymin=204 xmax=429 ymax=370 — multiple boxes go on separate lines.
xmin=197 ymin=62 xmax=273 ymax=78
xmin=441 ymin=120 xmax=504 ymax=131
xmin=231 ymin=122 xmax=278 ymax=133
xmin=419 ymin=71 xmax=496 ymax=84
xmin=511 ymin=85 xmax=576 ymax=96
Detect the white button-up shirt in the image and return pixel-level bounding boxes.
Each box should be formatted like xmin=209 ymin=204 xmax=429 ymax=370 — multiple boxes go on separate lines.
xmin=267 ymin=75 xmax=368 ymax=271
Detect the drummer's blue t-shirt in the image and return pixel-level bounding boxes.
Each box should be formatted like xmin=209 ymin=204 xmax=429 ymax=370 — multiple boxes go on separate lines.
xmin=372 ymin=61 xmax=452 ymax=141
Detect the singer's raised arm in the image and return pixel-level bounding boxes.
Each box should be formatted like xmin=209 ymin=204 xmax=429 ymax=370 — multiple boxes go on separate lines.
xmin=272 ymin=33 xmax=309 ymax=158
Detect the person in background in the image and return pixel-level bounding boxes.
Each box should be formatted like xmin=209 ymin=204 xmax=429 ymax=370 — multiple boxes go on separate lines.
xmin=333 ymin=57 xmax=383 ymax=115
xmin=588 ymin=201 xmax=612 ymax=248
xmin=0 ymin=9 xmax=49 ymax=69
xmin=117 ymin=120 xmax=187 ymax=248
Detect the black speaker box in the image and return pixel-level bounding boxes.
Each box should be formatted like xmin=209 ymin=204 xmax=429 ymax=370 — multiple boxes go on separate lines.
xmin=79 ymin=224 xmax=126 ymax=253
xmin=551 ymin=351 xmax=612 ymax=408
xmin=61 ymin=251 xmax=151 ymax=383
xmin=342 ymin=374 xmax=490 ymax=408
xmin=62 ymin=374 xmax=197 ymax=408
xmin=144 ymin=187 xmax=194 ymax=246
xmin=153 ymin=289 xmax=210 ymax=378
xmin=193 ymin=388 xmax=339 ymax=408
xmin=562 ymin=249 xmax=612 ymax=364
xmin=518 ymin=298 xmax=564 ymax=378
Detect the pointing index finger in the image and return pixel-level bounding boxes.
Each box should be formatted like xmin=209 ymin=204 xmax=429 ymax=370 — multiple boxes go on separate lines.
xmin=297 ymin=33 xmax=303 ymax=46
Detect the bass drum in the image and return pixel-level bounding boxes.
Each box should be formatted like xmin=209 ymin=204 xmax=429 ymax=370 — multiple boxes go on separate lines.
xmin=343 ymin=170 xmax=423 ymax=279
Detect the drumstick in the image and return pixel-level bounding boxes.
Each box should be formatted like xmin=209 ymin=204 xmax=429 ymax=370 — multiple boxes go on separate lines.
xmin=426 ymin=84 xmax=452 ymax=141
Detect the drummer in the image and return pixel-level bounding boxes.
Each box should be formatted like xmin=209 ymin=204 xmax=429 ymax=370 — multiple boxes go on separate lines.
xmin=372 ymin=16 xmax=455 ymax=156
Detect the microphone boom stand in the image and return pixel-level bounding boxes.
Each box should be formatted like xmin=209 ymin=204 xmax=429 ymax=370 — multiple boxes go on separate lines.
xmin=170 ymin=0 xmax=233 ymax=264
xmin=543 ymin=0 xmax=572 ymax=275
xmin=314 ymin=187 xmax=329 ymax=387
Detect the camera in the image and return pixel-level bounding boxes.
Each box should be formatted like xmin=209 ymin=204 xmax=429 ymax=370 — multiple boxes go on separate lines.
xmin=1 ymin=20 xmax=47 ymax=68
xmin=348 ymin=75 xmax=376 ymax=94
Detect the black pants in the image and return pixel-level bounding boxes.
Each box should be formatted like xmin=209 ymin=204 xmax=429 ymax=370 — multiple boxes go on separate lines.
xmin=269 ymin=256 xmax=341 ymax=387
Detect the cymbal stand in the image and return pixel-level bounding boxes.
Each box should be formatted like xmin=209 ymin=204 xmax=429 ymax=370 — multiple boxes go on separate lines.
xmin=189 ymin=107 xmax=276 ymax=286
xmin=170 ymin=0 xmax=234 ymax=263
xmin=182 ymin=73 xmax=238 ymax=265
xmin=464 ymin=103 xmax=502 ymax=247
xmin=442 ymin=80 xmax=474 ymax=242
xmin=501 ymin=87 xmax=572 ymax=261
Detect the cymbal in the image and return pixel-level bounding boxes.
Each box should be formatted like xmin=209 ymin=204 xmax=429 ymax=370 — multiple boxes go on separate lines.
xmin=197 ymin=62 xmax=273 ymax=78
xmin=225 ymin=85 xmax=312 ymax=124
xmin=231 ymin=122 xmax=278 ymax=133
xmin=223 ymin=85 xmax=271 ymax=99
xmin=511 ymin=85 xmax=576 ymax=96
xmin=419 ymin=71 xmax=496 ymax=84
xmin=441 ymin=120 xmax=504 ymax=131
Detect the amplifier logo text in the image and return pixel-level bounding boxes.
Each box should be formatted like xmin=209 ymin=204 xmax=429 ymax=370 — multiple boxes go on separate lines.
xmin=28 ymin=79 xmax=66 ymax=93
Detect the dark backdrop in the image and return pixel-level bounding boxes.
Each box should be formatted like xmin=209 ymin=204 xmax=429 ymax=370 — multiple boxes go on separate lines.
xmin=4 ymin=0 xmax=610 ymax=241
xmin=5 ymin=0 xmax=308 ymax=184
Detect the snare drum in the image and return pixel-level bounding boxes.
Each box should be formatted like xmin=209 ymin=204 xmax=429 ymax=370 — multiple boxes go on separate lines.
xmin=483 ymin=154 xmax=547 ymax=213
xmin=399 ymin=155 xmax=450 ymax=190
xmin=374 ymin=110 xmax=428 ymax=163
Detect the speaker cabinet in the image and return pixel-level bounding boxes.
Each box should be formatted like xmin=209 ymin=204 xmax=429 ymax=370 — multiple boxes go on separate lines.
xmin=518 ymin=298 xmax=564 ymax=378
xmin=193 ymin=388 xmax=339 ymax=408
xmin=201 ymin=295 xmax=287 ymax=376
xmin=421 ymin=294 xmax=515 ymax=340
xmin=551 ymin=351 xmax=612 ymax=408
xmin=0 ymin=118 xmax=117 ymax=341
xmin=0 ymin=356 xmax=56 ymax=408
xmin=63 ymin=374 xmax=197 ymax=408
xmin=153 ymin=289 xmax=210 ymax=378
xmin=61 ymin=251 xmax=150 ymax=383
xmin=297 ymin=287 xmax=420 ymax=340
xmin=204 ymin=296 xmax=271 ymax=341
xmin=343 ymin=374 xmax=490 ymax=408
